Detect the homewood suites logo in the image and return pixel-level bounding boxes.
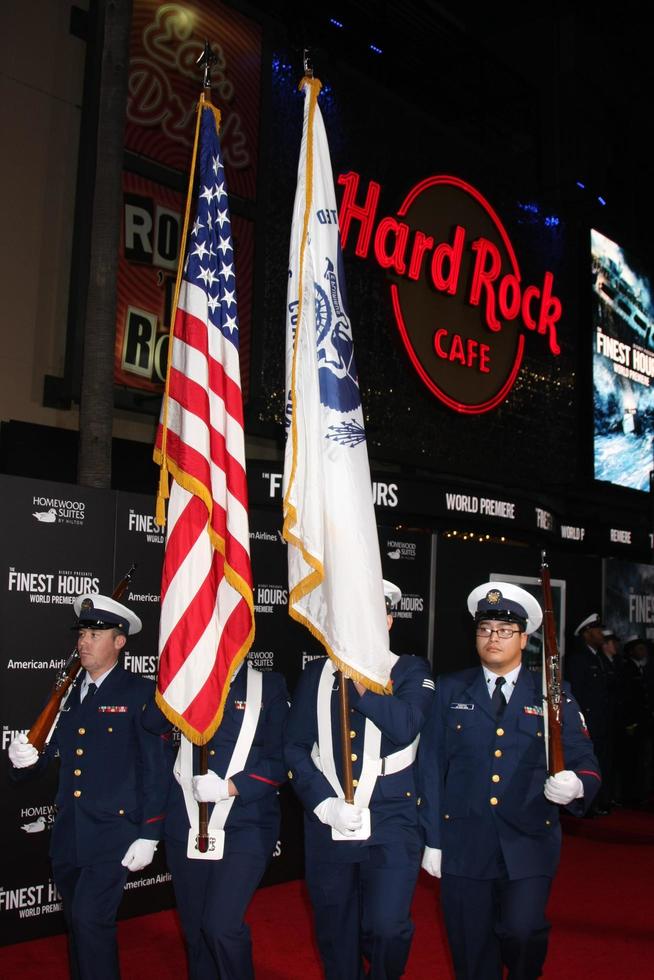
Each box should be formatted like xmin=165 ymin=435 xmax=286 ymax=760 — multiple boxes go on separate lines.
xmin=338 ymin=172 xmax=562 ymax=414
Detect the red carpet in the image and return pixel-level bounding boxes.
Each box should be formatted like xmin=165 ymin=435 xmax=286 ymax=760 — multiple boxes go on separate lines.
xmin=1 ymin=807 xmax=653 ymax=978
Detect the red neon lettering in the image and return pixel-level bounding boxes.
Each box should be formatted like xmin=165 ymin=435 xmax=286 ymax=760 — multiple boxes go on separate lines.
xmin=432 ymin=329 xmax=491 ymax=373
xmin=537 ymin=272 xmax=562 ymax=355
xmin=521 ymin=285 xmax=539 ymax=330
xmin=407 ymin=231 xmax=434 ymax=280
xmin=469 ymin=239 xmax=502 ymax=331
xmin=373 ymin=217 xmax=409 ymax=274
xmin=337 ymin=172 xmax=380 ymax=258
xmin=498 ymin=273 xmax=521 ymax=320
xmin=465 ymin=338 xmax=490 ymax=373
xmin=449 ymin=333 xmax=465 ymax=363
xmin=434 ymin=328 xmax=448 ymax=358
xmin=430 ymin=225 xmax=465 ymax=295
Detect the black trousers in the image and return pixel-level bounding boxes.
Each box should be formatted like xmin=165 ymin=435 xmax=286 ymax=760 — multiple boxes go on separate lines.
xmin=441 ymin=872 xmax=552 ymax=980
xmin=166 ymin=839 xmax=268 ymax=980
xmin=305 ymin=840 xmax=421 ymax=980
xmin=53 ymin=859 xmax=129 ymax=980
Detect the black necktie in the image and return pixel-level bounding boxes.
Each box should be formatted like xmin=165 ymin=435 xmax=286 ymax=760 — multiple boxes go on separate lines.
xmin=491 ymin=676 xmax=506 ymax=717
xmin=85 ymin=683 xmax=97 ymax=700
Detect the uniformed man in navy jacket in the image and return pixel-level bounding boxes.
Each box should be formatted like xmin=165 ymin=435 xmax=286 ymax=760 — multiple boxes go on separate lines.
xmin=565 ymin=612 xmax=614 ymax=814
xmin=284 ymin=580 xmax=435 ymax=980
xmin=8 ymin=594 xmax=169 ymax=980
xmin=142 ymin=661 xmax=289 ymax=980
xmin=418 ymin=581 xmax=601 ymax=980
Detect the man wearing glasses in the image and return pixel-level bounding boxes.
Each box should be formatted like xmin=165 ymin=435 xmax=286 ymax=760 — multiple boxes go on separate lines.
xmin=418 ymin=581 xmax=600 ymax=980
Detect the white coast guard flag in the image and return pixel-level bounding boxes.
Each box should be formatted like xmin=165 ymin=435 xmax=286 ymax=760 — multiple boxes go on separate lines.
xmin=282 ymin=77 xmax=392 ymax=694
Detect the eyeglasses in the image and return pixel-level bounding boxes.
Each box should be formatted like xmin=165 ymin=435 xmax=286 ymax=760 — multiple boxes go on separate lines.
xmin=476 ymin=626 xmax=521 ymax=639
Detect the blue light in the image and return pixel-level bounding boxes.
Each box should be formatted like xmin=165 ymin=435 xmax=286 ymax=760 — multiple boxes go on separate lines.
xmin=544 ymin=215 xmax=560 ymax=227
xmin=598 ymin=195 xmax=606 ymax=206
xmin=369 ymin=43 xmax=383 ymax=54
xmin=271 ymin=56 xmax=294 ymax=77
xmin=518 ymin=202 xmax=539 ymax=214
xmin=576 ymin=180 xmax=586 ymax=189
xmin=330 ymin=18 xmax=344 ymax=28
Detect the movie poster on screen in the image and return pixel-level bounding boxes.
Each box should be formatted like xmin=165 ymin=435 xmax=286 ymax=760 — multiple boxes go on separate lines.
xmin=592 ymin=229 xmax=654 ymax=491
xmin=604 ymin=558 xmax=654 ymax=641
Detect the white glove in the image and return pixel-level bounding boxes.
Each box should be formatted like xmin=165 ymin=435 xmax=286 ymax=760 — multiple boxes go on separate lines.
xmin=421 ymin=846 xmax=442 ymax=878
xmin=121 ymin=838 xmax=158 ymax=872
xmin=544 ymin=770 xmax=584 ymax=805
xmin=192 ymin=771 xmax=231 ymax=803
xmin=314 ymin=797 xmax=363 ymax=836
xmin=8 ymin=734 xmax=39 ymax=769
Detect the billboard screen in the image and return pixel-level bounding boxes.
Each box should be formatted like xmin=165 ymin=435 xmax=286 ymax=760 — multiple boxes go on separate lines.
xmin=592 ymin=228 xmax=654 ymax=490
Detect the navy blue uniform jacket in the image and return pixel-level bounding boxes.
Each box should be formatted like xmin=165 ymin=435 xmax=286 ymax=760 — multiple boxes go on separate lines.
xmin=13 ymin=665 xmax=169 ymax=866
xmin=284 ymin=655 xmax=434 ymax=861
xmin=565 ymin=644 xmax=612 ymax=740
xmin=418 ymin=666 xmax=601 ymax=879
xmin=143 ymin=668 xmax=289 ymax=858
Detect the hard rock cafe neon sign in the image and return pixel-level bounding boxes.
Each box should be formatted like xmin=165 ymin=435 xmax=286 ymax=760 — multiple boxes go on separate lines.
xmin=337 ymin=172 xmax=562 ymax=414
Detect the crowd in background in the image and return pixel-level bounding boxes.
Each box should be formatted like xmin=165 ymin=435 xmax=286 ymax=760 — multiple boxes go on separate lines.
xmin=565 ymin=615 xmax=654 ymax=815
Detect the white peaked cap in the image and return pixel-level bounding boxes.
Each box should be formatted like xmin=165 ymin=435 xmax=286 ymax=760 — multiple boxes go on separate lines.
xmin=382 ymin=579 xmax=402 ymax=609
xmin=467 ymin=581 xmax=543 ymax=635
xmin=573 ymin=612 xmax=602 ymax=636
xmin=74 ymin=593 xmax=142 ymax=635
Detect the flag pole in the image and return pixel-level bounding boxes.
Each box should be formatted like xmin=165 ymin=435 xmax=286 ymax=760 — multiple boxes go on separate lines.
xmin=284 ymin=52 xmax=394 ymax=801
xmin=153 ymin=34 xmax=255 ymax=858
xmin=338 ymin=673 xmax=355 ymax=802
xmin=300 ymin=54 xmax=356 ymax=803
xmin=156 ymin=39 xmax=219 ymax=854
xmin=194 ymin=41 xmax=220 ymax=854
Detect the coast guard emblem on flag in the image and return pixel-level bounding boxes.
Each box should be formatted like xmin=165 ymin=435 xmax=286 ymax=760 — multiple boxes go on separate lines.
xmin=286 ymin=250 xmax=364 ymax=447
xmin=315 ymin=255 xmax=360 ymax=413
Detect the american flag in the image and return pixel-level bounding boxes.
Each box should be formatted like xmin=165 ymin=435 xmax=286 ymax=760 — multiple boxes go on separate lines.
xmin=154 ymin=100 xmax=254 ymax=744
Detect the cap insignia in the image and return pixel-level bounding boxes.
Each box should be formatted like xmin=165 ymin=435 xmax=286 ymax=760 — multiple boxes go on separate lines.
xmin=485 ymin=589 xmax=502 ymax=605
xmin=80 ymin=598 xmax=94 ymax=612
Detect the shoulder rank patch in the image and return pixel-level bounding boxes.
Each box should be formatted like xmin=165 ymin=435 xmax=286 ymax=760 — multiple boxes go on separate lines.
xmin=523 ymin=705 xmax=544 ymax=716
xmin=98 ymin=705 xmax=128 ymax=713
xmin=422 ymin=678 xmax=435 ymax=690
xmin=450 ymin=702 xmax=474 ymax=710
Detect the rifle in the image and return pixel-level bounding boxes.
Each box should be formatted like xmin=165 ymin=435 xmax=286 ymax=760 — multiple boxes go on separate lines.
xmin=540 ymin=551 xmax=565 ymax=775
xmin=27 ymin=564 xmax=137 ymax=752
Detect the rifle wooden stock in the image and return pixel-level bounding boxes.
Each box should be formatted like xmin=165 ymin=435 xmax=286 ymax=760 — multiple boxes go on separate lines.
xmin=26 ymin=564 xmax=137 ymax=753
xmin=27 ymin=654 xmax=83 ymax=752
xmin=540 ymin=552 xmax=565 ymax=775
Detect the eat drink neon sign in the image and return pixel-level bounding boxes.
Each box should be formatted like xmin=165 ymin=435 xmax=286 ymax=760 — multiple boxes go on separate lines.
xmin=337 ymin=172 xmax=562 ymax=414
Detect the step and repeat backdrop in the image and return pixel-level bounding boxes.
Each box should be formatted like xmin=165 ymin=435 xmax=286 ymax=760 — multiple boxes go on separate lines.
xmin=0 ymin=474 xmax=434 ymax=943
